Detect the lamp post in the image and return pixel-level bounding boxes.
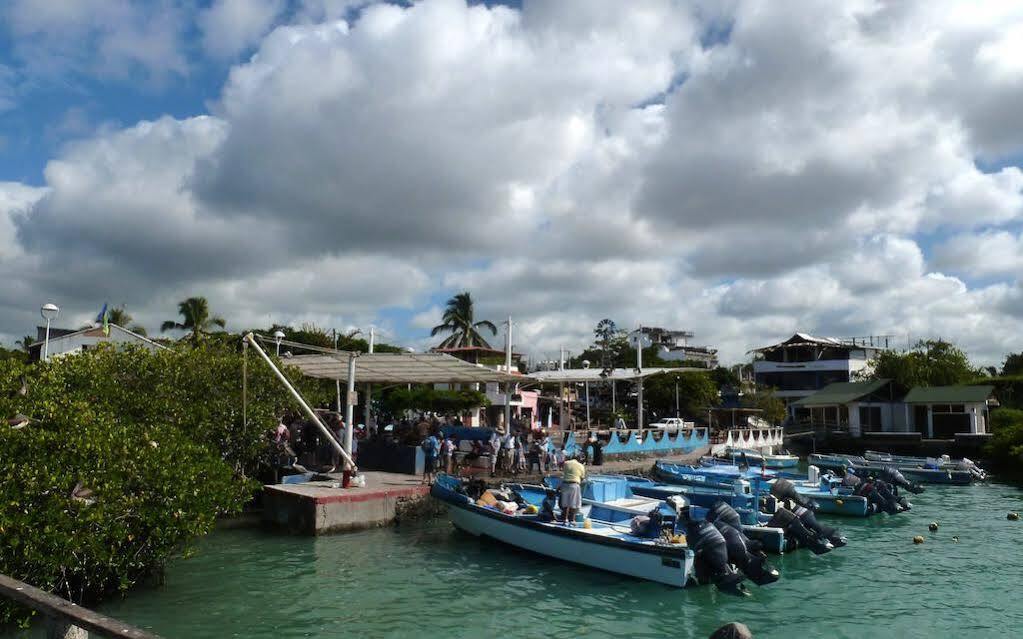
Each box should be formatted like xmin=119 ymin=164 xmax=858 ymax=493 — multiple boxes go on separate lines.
xmin=40 ymin=303 xmax=59 ymax=361
xmin=273 ymin=330 xmax=285 ymax=356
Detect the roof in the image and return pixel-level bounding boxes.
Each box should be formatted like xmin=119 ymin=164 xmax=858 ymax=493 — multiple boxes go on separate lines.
xmin=30 ymin=324 xmax=167 ymax=350
xmin=903 ymin=385 xmax=995 ymax=404
xmin=527 ymin=367 xmax=698 ymax=383
xmin=286 ymin=352 xmax=523 ymax=384
xmin=431 ymin=346 xmax=522 ymax=358
xmin=793 ymin=379 xmax=891 ymax=406
xmin=749 ymin=333 xmax=884 ymax=354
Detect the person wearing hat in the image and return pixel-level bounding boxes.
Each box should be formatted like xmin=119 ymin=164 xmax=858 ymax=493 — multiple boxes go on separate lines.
xmin=560 ymin=456 xmax=586 ymax=525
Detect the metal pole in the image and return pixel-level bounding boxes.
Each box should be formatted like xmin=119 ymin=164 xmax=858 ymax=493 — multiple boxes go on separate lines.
xmin=612 ymin=379 xmax=616 ymax=413
xmin=637 ymin=325 xmax=644 ymax=432
xmin=585 ymin=381 xmax=590 ymax=427
xmin=504 ymin=316 xmax=512 ymax=431
xmin=242 ymin=333 xmax=355 ymax=468
xmin=43 ymin=318 xmax=51 ymax=361
xmin=675 ymin=378 xmax=680 ymax=417
xmin=364 ymin=326 xmax=374 ymax=432
xmin=345 ymin=353 xmax=356 ymax=467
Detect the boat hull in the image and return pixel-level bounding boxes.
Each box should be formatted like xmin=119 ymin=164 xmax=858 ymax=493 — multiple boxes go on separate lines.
xmin=433 ymin=483 xmax=694 ymax=587
xmin=808 ymin=455 xmax=973 ymax=485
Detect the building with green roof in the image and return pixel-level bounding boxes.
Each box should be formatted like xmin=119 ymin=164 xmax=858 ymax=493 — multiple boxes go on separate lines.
xmin=792 ymin=381 xmax=996 ymax=438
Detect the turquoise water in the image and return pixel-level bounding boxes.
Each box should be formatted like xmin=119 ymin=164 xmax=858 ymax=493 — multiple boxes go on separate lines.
xmin=11 ymin=481 xmax=1023 ymax=638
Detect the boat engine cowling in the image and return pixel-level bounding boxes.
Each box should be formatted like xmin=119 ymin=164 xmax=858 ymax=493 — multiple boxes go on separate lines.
xmin=685 ymin=518 xmax=748 ymax=594
xmin=881 ymin=466 xmax=925 ymax=494
xmin=706 ymin=501 xmax=763 ymax=553
xmin=770 ymin=479 xmax=818 ymax=511
xmin=711 ymin=519 xmax=780 ymax=586
xmin=766 ymin=507 xmax=832 ymax=555
xmin=792 ymin=505 xmax=847 ymax=547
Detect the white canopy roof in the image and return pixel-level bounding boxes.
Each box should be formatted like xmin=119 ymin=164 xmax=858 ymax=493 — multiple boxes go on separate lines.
xmin=528 ymin=367 xmax=698 ymax=384
xmin=286 ymin=352 xmax=524 ymax=384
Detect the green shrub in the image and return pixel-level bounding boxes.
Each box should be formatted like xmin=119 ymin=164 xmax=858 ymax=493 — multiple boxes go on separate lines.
xmin=985 ymin=409 xmax=1023 ymax=468
xmin=0 ymin=343 xmax=333 ymax=623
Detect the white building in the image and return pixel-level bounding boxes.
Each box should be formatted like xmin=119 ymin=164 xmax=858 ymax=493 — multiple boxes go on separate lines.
xmin=30 ymin=324 xmax=166 ymax=361
xmin=750 ymin=333 xmax=885 ymax=411
xmin=640 ymin=327 xmax=719 ymax=368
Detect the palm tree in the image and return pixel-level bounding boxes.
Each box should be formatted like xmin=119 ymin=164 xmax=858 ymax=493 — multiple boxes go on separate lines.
xmin=161 ymin=297 xmax=226 ymax=345
xmin=16 ymin=335 xmax=34 ymax=353
xmin=430 ymin=292 xmax=497 ymax=348
xmin=108 ymin=306 xmax=148 ymax=336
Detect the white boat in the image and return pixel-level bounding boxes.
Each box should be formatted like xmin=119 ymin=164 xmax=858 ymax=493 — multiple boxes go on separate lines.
xmin=431 ymin=474 xmax=695 ymax=588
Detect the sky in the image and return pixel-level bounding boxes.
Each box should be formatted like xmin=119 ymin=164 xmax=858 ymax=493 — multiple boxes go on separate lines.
xmin=2 ymin=0 xmax=1023 ymax=367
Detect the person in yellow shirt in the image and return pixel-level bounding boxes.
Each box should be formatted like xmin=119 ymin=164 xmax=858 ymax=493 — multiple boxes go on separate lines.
xmin=560 ymin=456 xmax=586 ymax=525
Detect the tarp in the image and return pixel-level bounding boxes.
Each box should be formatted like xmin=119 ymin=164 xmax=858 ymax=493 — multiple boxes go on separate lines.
xmin=286 ymin=352 xmax=524 ymax=384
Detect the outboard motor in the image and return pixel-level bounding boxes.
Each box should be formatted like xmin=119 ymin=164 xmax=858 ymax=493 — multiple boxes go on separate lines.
xmin=792 ymin=505 xmax=847 ymax=547
xmin=675 ymin=505 xmax=748 ymax=595
xmin=770 ymin=479 xmax=818 ymax=511
xmin=767 ymin=507 xmax=832 ymax=554
xmin=869 ymin=478 xmax=907 ymax=513
xmin=712 ymin=520 xmax=780 ymax=586
xmin=881 ymin=466 xmax=925 ymax=495
xmin=857 ymin=479 xmax=900 ymax=515
xmin=706 ymin=501 xmax=763 ymax=553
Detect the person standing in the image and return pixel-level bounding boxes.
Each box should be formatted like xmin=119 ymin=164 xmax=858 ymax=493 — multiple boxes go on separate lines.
xmin=560 ymin=456 xmax=586 ymax=526
xmin=421 ymin=431 xmax=440 ymax=484
xmin=488 ymin=430 xmax=500 ymax=476
xmin=441 ymin=435 xmax=455 ymax=474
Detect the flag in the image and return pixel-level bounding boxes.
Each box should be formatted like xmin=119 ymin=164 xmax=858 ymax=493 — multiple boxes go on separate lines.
xmin=96 ymin=303 xmax=110 ymax=336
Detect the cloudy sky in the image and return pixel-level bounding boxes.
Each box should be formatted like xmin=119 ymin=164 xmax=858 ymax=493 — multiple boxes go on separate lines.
xmin=2 ymin=0 xmax=1023 ymax=366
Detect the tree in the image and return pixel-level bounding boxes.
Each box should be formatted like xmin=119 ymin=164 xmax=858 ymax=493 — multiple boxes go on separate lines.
xmin=1002 ymin=352 xmax=1023 ymax=377
xmin=161 ymin=297 xmax=226 ymax=345
xmin=861 ymin=339 xmax=977 ymax=393
xmin=108 ymin=306 xmax=148 ymax=336
xmin=430 ymin=292 xmax=497 ymax=348
xmin=743 ymin=386 xmax=786 ymax=424
xmin=16 ymin=335 xmax=34 ymax=353
xmin=643 ymin=372 xmax=720 ymax=419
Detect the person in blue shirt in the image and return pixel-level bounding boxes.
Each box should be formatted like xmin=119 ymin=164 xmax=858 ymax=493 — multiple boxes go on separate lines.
xmin=422 ymin=432 xmax=440 ymax=484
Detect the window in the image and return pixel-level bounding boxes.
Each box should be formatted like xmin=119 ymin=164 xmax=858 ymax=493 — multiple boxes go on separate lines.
xmin=932 ymin=404 xmax=966 ymax=414
xmin=859 ymin=406 xmax=882 ymax=428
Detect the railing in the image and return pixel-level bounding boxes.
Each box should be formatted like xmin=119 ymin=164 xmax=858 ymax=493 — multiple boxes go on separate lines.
xmin=709 ymin=428 xmax=785 ymax=455
xmin=0 ymin=574 xmax=160 ymax=639
xmin=558 ymin=427 xmax=710 ymax=457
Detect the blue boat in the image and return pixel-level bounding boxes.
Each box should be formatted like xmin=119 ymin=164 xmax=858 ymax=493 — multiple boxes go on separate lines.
xmin=712 ymin=449 xmax=800 ymax=469
xmin=808 ymin=453 xmax=974 ymax=485
xmin=508 ymin=477 xmax=781 ymax=587
xmin=655 ymin=461 xmax=871 ymax=517
xmin=430 ymin=474 xmax=697 ymax=588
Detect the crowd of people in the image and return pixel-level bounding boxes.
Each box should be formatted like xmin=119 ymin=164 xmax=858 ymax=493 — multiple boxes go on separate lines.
xmin=420 ymin=422 xmax=572 ymax=484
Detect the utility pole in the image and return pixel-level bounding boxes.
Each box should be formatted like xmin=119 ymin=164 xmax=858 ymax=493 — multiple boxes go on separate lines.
xmin=334 ymin=332 xmax=342 ymax=412
xmin=637 ymin=325 xmax=644 ymax=432
xmin=504 ymin=317 xmax=513 ymax=432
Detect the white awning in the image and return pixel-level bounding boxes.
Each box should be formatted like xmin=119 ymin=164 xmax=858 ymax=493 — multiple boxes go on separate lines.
xmin=286 ymin=352 xmax=524 ymax=384
xmin=527 ymin=367 xmax=700 ymax=384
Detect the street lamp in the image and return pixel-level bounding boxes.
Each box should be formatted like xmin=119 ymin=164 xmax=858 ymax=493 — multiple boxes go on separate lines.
xmin=40 ymin=303 xmax=59 ymax=361
xmin=273 ymin=330 xmax=285 ymax=356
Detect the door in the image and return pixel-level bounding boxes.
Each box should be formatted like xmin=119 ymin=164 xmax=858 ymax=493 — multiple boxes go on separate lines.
xmin=913 ymin=405 xmax=928 ymax=435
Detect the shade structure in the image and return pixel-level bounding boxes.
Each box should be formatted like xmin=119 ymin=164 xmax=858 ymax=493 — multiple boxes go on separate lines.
xmin=527 ymin=367 xmax=700 ymax=384
xmin=286 ymin=352 xmax=524 ymax=385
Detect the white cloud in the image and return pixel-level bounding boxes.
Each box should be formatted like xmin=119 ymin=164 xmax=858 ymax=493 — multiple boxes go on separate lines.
xmin=199 ymin=0 xmax=286 ymax=60
xmin=3 ymin=0 xmax=190 ymax=81
xmin=2 ymin=0 xmax=1023 ymax=368
xmin=932 ymin=230 xmax=1023 ymax=278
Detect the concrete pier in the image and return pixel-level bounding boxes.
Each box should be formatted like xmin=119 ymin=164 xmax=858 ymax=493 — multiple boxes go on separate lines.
xmin=263 ymin=471 xmax=430 ymax=535
xmin=262 ymin=447 xmax=709 ymax=535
